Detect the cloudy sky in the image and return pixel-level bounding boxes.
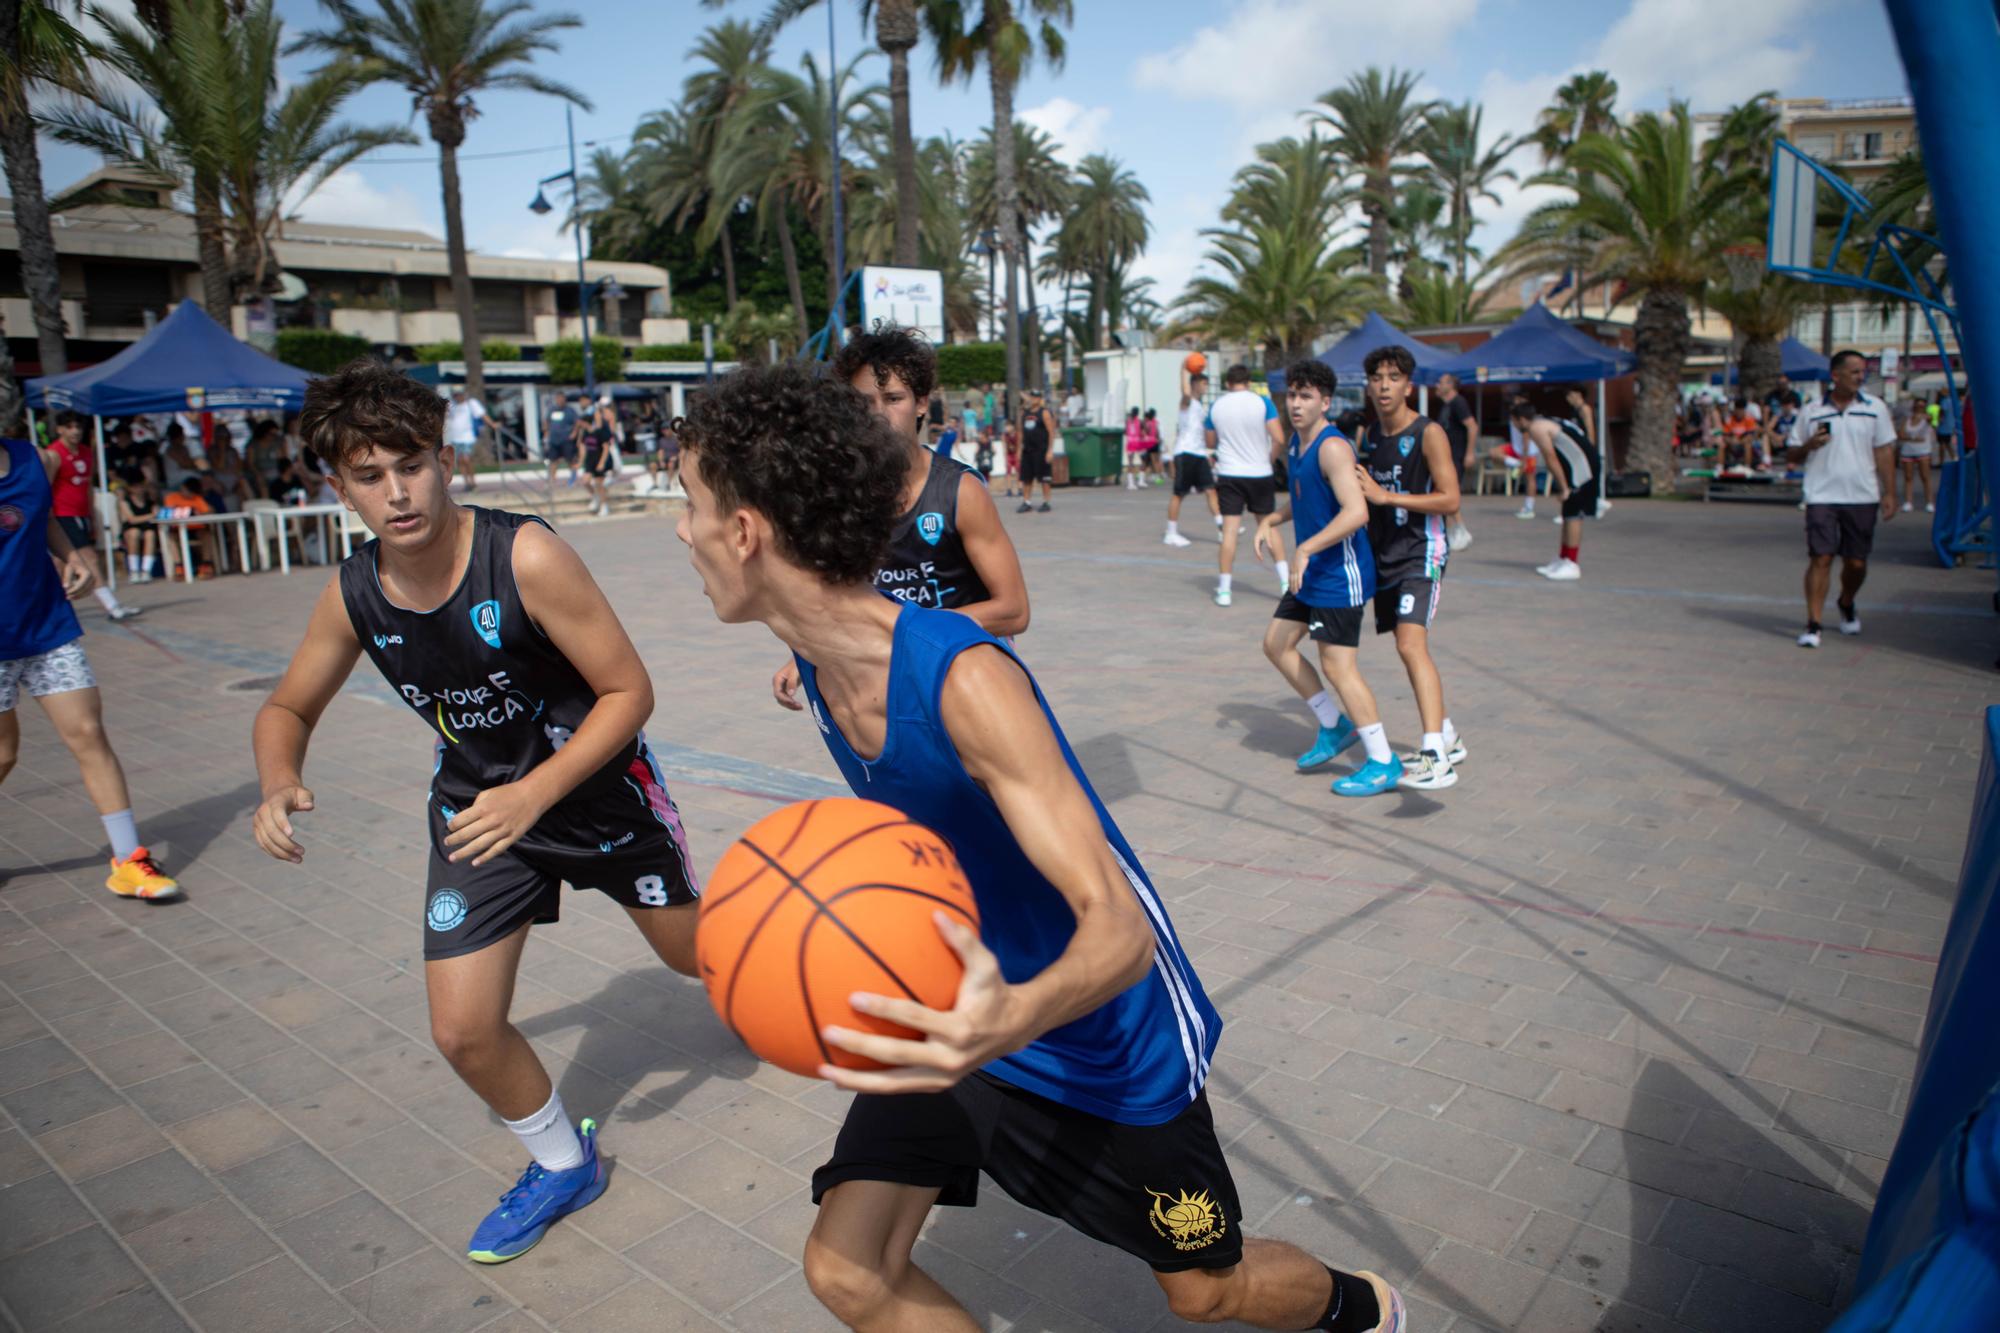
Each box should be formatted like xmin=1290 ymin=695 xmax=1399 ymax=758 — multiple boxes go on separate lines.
xmin=40 ymin=0 xmax=1908 ymax=307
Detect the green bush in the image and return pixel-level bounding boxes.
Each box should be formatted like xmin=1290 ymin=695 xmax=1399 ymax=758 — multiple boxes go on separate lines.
xmin=935 ymin=342 xmax=1006 ymax=388
xmin=542 ymin=335 xmax=626 ymax=385
xmin=415 ymin=339 xmax=524 ymax=364
xmin=273 ymin=329 xmax=371 ymax=375
xmin=632 ymin=341 xmax=736 ymax=362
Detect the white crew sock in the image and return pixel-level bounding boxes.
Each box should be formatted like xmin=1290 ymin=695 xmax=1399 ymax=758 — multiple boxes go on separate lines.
xmin=101 ymin=809 xmax=141 ymax=861
xmin=126 ymin=553 xmax=142 ymax=573
xmin=505 ymin=1089 xmax=585 ymax=1171
xmin=1214 ymin=513 xmax=1224 ymax=528
xmin=1442 ymin=717 xmax=1459 ymax=745
xmin=1166 ymin=520 xmax=1180 ymax=538
xmin=93 ymin=586 xmax=122 ymax=614
xmin=1520 ymin=497 xmax=1535 ymax=513
xmin=1306 ymin=691 xmax=1343 ymax=728
xmin=1421 ymin=731 xmax=1446 ymax=758
xmin=1358 ymin=722 xmax=1392 ymax=765
xmin=1217 ymin=573 xmax=1232 ymax=593
xmin=1275 ymin=560 xmax=1290 ymax=587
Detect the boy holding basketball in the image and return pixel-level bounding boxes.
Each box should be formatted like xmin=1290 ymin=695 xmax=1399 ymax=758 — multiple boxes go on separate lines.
xmin=677 ymin=363 xmax=1404 ymax=1333
xmin=249 ymin=361 xmax=701 ymax=1265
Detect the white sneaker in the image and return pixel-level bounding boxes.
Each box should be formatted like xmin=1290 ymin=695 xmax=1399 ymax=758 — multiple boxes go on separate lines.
xmin=1163 ymin=531 xmax=1192 ymax=547
xmin=1925 ymin=502 xmax=1935 ymax=513
xmin=1447 ymin=524 xmax=1472 ymax=552
xmin=1515 ymin=505 xmax=1536 ymax=519
xmin=1901 ymin=501 xmax=1914 ymax=512
xmin=1541 ymin=559 xmax=1581 ymax=581
xmin=1403 ymin=748 xmax=1458 ymax=790
xmin=1798 ymin=627 xmax=1822 ymax=648
xmin=1838 ymin=604 xmax=1861 ymax=635
xmin=1535 ymin=559 xmax=1563 ymax=577
xmin=1213 ymin=587 xmax=1232 ymax=607
xmin=108 ymin=603 xmax=144 ymax=621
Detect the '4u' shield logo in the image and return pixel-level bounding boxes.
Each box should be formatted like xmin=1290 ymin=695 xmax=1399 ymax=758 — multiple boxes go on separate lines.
xmin=916 ymin=512 xmax=946 ymax=546
xmin=469 ymin=599 xmax=502 ymax=649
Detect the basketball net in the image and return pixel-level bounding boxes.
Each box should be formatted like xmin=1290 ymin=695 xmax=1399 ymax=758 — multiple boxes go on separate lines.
xmin=1723 ymin=244 xmax=1766 ymax=294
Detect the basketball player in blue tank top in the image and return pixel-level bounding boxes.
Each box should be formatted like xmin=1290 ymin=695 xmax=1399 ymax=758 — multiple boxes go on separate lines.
xmin=676 ymin=365 xmax=1405 ymax=1333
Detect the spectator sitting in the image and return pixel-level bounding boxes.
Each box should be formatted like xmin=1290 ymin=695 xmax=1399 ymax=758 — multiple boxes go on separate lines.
xmin=116 ymin=467 xmax=162 ymax=582
xmin=1720 ymin=398 xmax=1761 ymax=470
xmin=160 ymin=471 xmax=220 ymax=578
xmin=161 ymin=424 xmax=201 ymax=488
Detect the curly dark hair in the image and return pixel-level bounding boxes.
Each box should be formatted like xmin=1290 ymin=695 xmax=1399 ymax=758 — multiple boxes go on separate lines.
xmin=831 ymin=324 xmax=938 ymax=401
xmin=299 ymin=358 xmax=446 ymax=471
xmin=681 ymin=363 xmax=909 ymax=585
xmin=1362 ymin=344 xmax=1416 ymax=379
xmin=1284 ymin=359 xmax=1336 ymax=399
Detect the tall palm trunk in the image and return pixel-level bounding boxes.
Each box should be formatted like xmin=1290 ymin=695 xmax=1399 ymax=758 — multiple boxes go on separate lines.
xmin=776 ymin=204 xmax=807 ymax=338
xmin=1366 ymin=166 xmax=1389 ymax=275
xmin=192 ymin=172 xmax=231 ymax=321
xmin=1059 ymin=270 xmax=1073 ymax=383
xmin=0 ymin=71 xmax=66 ymax=373
xmin=1020 ymin=221 xmax=1041 ymax=392
xmin=432 ymin=119 xmax=485 ymax=404
xmin=990 ymin=67 xmax=1021 ymax=425
xmin=719 ymin=223 xmax=738 ymax=309
xmin=1632 ymin=287 xmax=1691 ymax=492
xmin=876 ymin=0 xmax=920 ymax=268
xmin=1084 ymin=264 xmax=1103 ymax=353
xmin=1739 ymin=335 xmax=1782 ymax=406
xmin=0 ymin=308 xmax=20 ymax=430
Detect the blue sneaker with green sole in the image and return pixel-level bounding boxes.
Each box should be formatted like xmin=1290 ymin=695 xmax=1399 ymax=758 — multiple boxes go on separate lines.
xmin=1296 ymin=717 xmax=1358 ymax=771
xmin=467 ymin=1118 xmax=606 ymax=1263
xmin=1333 ymin=755 xmax=1404 ymax=797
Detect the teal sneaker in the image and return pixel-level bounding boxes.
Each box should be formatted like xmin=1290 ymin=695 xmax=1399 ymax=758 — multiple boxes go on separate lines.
xmin=1296 ymin=718 xmax=1358 ymax=771
xmin=467 ymin=1118 xmax=606 ymax=1263
xmin=1333 ymin=755 xmax=1404 ymax=797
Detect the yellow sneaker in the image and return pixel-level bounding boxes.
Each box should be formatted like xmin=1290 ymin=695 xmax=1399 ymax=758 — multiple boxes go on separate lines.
xmin=106 ymin=847 xmax=181 ymax=901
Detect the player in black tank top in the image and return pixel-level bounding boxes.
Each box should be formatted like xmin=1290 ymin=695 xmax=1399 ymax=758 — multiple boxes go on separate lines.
xmin=771 ymin=326 xmax=1030 ymax=708
xmin=1014 ymin=387 xmax=1058 ymax=510
xmin=251 ymin=362 xmax=699 ymax=1265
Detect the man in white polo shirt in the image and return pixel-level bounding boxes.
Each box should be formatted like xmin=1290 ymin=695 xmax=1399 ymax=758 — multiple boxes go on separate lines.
xmin=1786 ymin=349 xmax=1897 ymax=648
xmin=1207 ymin=363 xmax=1286 ymax=605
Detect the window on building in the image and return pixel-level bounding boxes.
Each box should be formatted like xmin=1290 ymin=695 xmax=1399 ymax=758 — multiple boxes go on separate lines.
xmin=1795 ymin=133 xmax=1836 ymax=158
xmin=1859 ymin=131 xmax=1884 ymax=159
xmin=474 ymin=281 xmax=528 ymax=333
xmin=81 ymin=261 xmax=172 ymax=326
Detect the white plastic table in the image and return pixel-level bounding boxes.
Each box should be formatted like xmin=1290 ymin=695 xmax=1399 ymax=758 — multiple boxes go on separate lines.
xmin=155 ymin=512 xmax=257 ymax=583
xmin=253 ymin=503 xmax=354 ymax=574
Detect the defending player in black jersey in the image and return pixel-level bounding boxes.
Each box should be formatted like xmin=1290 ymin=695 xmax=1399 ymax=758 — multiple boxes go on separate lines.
xmin=250 ymin=361 xmax=699 ymax=1265
xmin=773 ymin=325 xmax=1030 ymax=709
xmin=1353 ymin=345 xmax=1464 ymax=792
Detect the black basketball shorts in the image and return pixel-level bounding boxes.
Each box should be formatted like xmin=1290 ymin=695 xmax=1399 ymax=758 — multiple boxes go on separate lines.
xmin=1273 ymin=591 xmax=1363 ymax=647
xmin=813 ymin=1072 xmax=1245 ymax=1274
xmin=1173 ymin=454 xmax=1215 ymax=496
xmin=1374 ymin=573 xmax=1441 ymax=634
xmin=1216 ymin=474 xmax=1276 ymax=517
xmin=421 ymin=747 xmax=700 ymax=960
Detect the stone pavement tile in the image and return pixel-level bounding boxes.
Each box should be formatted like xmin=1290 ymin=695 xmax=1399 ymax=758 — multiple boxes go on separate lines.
xmin=400 ymin=1169 xmax=512 ymax=1247
xmin=1506 ymin=1021 xmax=1654 ymax=1086
xmin=1493 ymin=985 xmax=1629 ymax=1038
xmin=123 ymin=1064 xmax=247 ymax=1128
xmin=1652 ymin=1197 xmax=1844 ymax=1305
xmin=650 ymin=1137 xmax=806 ymax=1226
xmin=179 ymin=1015 xmax=298 ymax=1071
xmin=567 ymin=1167 xmax=690 ymax=1253
xmin=1 ymin=1066 xmax=123 ymax=1134
xmin=472 ymin=1221 xmax=636 ymax=1322
xmin=997 ymin=1227 xmax=1180 ymax=1330
xmin=275 ymin=1189 xmax=431 ymax=1290
xmin=75 ymin=1146 xmax=217 ymax=1235
xmin=249 ymin=983 xmax=359 ymax=1032
xmin=49 ymin=1283 xmax=190 ymax=1333
xmin=0 ymin=1169 xmax=95 ymax=1257
xmin=555 ymin=1274 xmax=720 ymax=1330
xmin=168 ymin=1101 xmax=301 ymax=1172
xmin=1231 ymin=1070 xmax=1388 ymax=1143
xmin=1377 ymin=960 xmax=1510 ymax=1009
xmin=1776 ymin=1089 xmax=1904 ymax=1158
xmin=0 ymin=1124 xmax=46 ymax=1187
xmin=124 ymin=1197 xmax=281 ymax=1303
xmin=270 ymin=1077 xmax=408 ymax=1154
xmin=44 ymin=997 xmax=162 ymax=1053
xmin=0 ymin=1222 xmax=153 ymax=1326
xmin=1679 ymin=1110 xmax=1851 ymax=1193
xmin=716 ymin=1273 xmax=841 ymax=1332
xmin=907 ymin=1185 xmax=1059 ymax=1271
xmin=1450 ymin=946 xmax=1576 ymax=996
xmin=332 ymin=1126 xmax=478 ymax=1204
xmin=1280 ymin=964 xmax=1412 ymax=1017
xmin=182 ymin=1254 xmax=354 ymax=1333
xmin=0 ymin=1000 xmax=51 ymax=1051
xmin=0 ymin=1033 xmax=83 ymax=1094
xmin=1725 ymin=1169 xmax=1870 ymax=1254
xmin=625 ymin=1212 xmax=793 ymax=1315
xmin=1295 ymin=1006 xmax=1436 ymax=1066
xmin=1323 ymin=1052 xmax=1461 ymax=1116
xmin=1359 ymin=1161 xmax=1532 ymax=1251
xmin=1741 ymin=1047 xmax=1900 ymax=1111
xmin=229 ymin=1042 xmax=350 ymax=1106
xmin=1440 ymin=1086 xmax=1595 ymax=1161
xmin=1358 ymin=1108 xmax=1520 ymax=1189
xmin=296 ymin=1009 xmax=408 ymax=1064
xmin=1413 ymin=1240 xmax=1601 ymax=1331
xmin=1508 ymin=1210 xmax=1700 ymax=1317
xmin=692 ymin=1086 xmax=838 ymax=1165
xmin=1416 ymin=1037 xmax=1563 ymax=1102
xmin=84 ymin=1030 xmax=202 ymax=1089
xmin=115 ymin=962 xmax=210 ymax=1009
xmin=1680 ymin=997 xmax=1820 ymax=1053
xmin=1576 ymin=1127 xmax=1748 ymax=1212
xmin=1494 ymin=1150 xmax=1677 ymax=1242
xmin=345 ymin=1041 xmax=463 ymax=1102
xmin=16 ymin=971 xmax=122 ymax=1020
xmin=218 ymin=1139 xmax=360 ymax=1225
xmin=1675 ymin=1265 xmax=1833 ymax=1333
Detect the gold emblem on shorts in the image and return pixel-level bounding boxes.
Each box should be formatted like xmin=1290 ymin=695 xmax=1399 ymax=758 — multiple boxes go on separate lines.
xmin=1146 ymin=1187 xmax=1225 ymax=1251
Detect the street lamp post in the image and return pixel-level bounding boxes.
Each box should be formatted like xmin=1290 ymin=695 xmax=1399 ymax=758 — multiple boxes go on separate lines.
xmin=529 ymin=104 xmax=596 ymax=395
xmin=973 ymin=229 xmax=997 ymax=342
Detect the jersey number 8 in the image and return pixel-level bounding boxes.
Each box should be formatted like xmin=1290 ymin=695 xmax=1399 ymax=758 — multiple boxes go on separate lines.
xmin=634 ymin=874 xmax=669 ymax=906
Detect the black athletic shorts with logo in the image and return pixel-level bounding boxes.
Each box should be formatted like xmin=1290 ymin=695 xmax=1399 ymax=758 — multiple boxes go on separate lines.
xmin=1216 ymin=474 xmax=1277 ymax=517
xmin=1173 ymin=454 xmax=1215 ymax=496
xmin=813 ymin=1072 xmax=1245 ymax=1274
xmin=1273 ymin=591 xmax=1363 ymax=647
xmin=1374 ymin=573 xmax=1441 ymax=633
xmin=1018 ymin=442 xmax=1053 ymax=484
xmin=421 ymin=748 xmax=699 ymax=960
xmin=1805 ymin=502 xmax=1878 ymax=559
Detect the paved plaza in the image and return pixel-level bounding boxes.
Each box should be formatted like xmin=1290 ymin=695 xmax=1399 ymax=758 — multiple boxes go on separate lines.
xmin=1 ymin=484 xmax=1989 ymax=1332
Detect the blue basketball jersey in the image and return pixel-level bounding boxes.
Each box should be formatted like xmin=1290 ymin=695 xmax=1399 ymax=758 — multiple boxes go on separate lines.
xmin=1288 ymin=424 xmax=1375 ymax=609
xmin=0 ymin=439 xmax=83 ymax=660
xmin=795 ymin=602 xmax=1220 ymax=1126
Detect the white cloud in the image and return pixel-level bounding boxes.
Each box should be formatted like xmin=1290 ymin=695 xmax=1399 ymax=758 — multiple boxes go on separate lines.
xmin=1134 ymin=0 xmax=1481 ymax=117
xmin=284 ymin=168 xmax=434 ymax=236
xmin=1018 ymin=98 xmax=1112 ymax=164
xmin=1593 ymin=0 xmax=1817 ymax=107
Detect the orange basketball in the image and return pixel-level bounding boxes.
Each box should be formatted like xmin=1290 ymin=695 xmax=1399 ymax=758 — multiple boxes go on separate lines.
xmin=697 ymin=798 xmax=980 ymax=1078
xmin=1184 ymin=352 xmax=1207 ymax=375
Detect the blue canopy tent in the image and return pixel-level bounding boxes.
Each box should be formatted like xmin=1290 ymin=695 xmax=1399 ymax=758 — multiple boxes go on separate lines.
xmin=1266 ymin=311 xmax=1452 ymax=403
xmin=1709 ymin=336 xmax=1832 ymax=386
xmin=1435 ymin=303 xmax=1637 ymax=502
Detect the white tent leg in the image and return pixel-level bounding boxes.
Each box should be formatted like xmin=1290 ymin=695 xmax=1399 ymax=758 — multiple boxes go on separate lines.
xmin=1596 ymin=380 xmax=1609 ymax=518
xmin=93 ymin=414 xmax=115 ymax=593
xmin=1419 ymin=386 xmax=1429 ymax=416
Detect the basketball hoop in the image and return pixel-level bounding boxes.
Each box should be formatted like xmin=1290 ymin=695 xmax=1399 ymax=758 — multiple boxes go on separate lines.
xmin=1724 ymin=243 xmax=1767 ymax=293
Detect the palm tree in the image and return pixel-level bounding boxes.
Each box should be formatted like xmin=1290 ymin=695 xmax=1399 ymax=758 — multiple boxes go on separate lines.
xmin=966 ymin=122 xmax=1068 ymax=384
xmin=1503 ymin=103 xmax=1760 ymax=489
xmin=1 ymin=0 xmax=96 ymax=374
xmin=1531 ymin=70 xmax=1618 ymax=168
xmin=1052 ymin=153 xmax=1148 ymax=352
xmin=1710 ymin=275 xmax=1814 ymax=404
xmin=670 ymin=21 xmax=772 ymax=310
xmin=1421 ymin=100 xmax=1517 ymax=288
xmin=1313 ymin=66 xmax=1432 ymax=277
xmin=1398 ymin=258 xmax=1495 ymax=327
xmin=925 ymin=0 xmax=1072 ymax=421
xmin=1700 ymin=92 xmax=1780 ymax=179
xmin=293 ymin=0 xmax=589 ymax=405
xmin=574 ymin=145 xmax=653 ymax=260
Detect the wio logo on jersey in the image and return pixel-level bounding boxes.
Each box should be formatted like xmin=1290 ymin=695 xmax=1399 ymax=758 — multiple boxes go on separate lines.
xmin=598 ymin=831 xmax=635 ymax=853
xmin=916 ymin=511 xmax=945 ymax=546
xmin=372 ymin=633 xmax=403 ymax=649
xmin=469 ymin=599 xmax=502 ymax=649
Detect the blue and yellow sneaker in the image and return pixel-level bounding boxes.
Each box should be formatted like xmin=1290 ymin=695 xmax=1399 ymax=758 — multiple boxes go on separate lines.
xmin=467 ymin=1118 xmax=606 ymax=1263
xmin=1296 ymin=718 xmax=1358 ymax=772
xmin=1333 ymin=755 xmax=1403 ymax=797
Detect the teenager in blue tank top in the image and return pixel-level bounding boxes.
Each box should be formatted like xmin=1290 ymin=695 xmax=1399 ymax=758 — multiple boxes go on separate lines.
xmin=675 ymin=364 xmax=1405 ymax=1333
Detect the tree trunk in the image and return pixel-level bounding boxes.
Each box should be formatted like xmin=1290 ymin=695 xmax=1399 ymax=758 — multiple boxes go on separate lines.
xmin=435 ymin=137 xmax=485 ymax=404
xmin=991 ymin=69 xmax=1021 ymax=428
xmin=1739 ymin=335 xmax=1782 ymax=406
xmin=0 ymin=304 xmax=21 ymax=431
xmin=719 ymin=220 xmax=739 ymax=309
xmin=1818 ymin=296 xmax=1833 ymax=356
xmin=192 ymin=173 xmax=232 ymax=322
xmin=776 ymin=205 xmax=808 ymax=338
xmin=1631 ymin=286 xmax=1691 ymax=492
xmin=1084 ymin=266 xmax=1103 ymax=353
xmin=1367 ymin=167 xmax=1390 ymax=276
xmin=0 ymin=68 xmax=66 ymax=374
xmin=877 ymin=0 xmax=920 ymax=269
xmin=1020 ymin=223 xmax=1042 ymax=392
xmin=1059 ymin=270 xmax=1073 ymax=384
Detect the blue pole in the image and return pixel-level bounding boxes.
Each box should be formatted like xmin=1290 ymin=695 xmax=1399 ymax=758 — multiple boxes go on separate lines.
xmin=828 ymin=3 xmax=845 ymax=347
xmin=568 ymin=105 xmax=595 ymax=397
xmin=1885 ymin=0 xmax=2000 ymax=591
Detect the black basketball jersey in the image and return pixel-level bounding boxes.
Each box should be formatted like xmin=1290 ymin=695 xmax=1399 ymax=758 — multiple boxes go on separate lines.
xmin=1020 ymin=409 xmax=1050 ymax=454
xmin=1359 ymin=413 xmax=1448 ymax=579
xmin=874 ymin=454 xmax=990 ymax=611
xmin=339 ymin=506 xmax=639 ymax=808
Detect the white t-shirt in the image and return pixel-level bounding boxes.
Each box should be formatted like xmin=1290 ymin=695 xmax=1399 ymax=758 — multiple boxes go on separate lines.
xmin=445 ymin=397 xmax=487 ymax=445
xmin=1788 ymin=391 xmax=1897 ymax=505
xmin=1173 ymin=400 xmax=1209 ymax=456
xmin=1207 ymin=389 xmax=1277 ymax=476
